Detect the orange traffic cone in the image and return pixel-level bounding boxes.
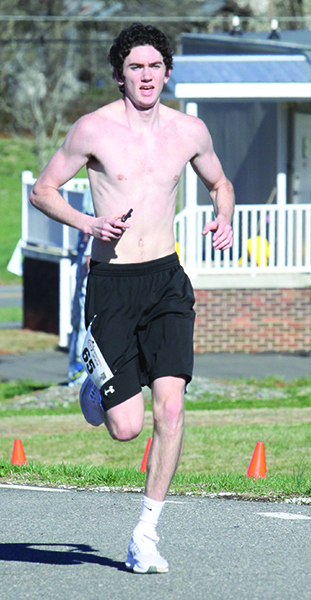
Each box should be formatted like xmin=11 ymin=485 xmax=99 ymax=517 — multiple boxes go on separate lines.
xmin=140 ymin=437 xmax=152 ymax=473
xmin=246 ymin=441 xmax=266 ymax=478
xmin=11 ymin=439 xmax=27 ymax=466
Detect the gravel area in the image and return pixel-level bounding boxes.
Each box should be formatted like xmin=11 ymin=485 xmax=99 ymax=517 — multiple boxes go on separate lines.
xmin=0 ymin=376 xmax=288 ymax=412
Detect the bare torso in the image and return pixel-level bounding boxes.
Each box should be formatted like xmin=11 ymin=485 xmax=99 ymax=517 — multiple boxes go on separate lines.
xmin=30 ymin=84 xmax=233 ymax=263
xmin=86 ymin=100 xmax=195 ymax=263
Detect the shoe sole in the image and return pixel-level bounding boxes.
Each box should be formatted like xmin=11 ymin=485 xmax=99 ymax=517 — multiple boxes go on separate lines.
xmin=125 ymin=560 xmax=169 ymax=574
xmin=79 ymin=379 xmax=105 ymax=427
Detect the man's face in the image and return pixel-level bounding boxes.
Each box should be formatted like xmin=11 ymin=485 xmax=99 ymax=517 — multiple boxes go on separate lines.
xmin=121 ymin=45 xmax=171 ymax=108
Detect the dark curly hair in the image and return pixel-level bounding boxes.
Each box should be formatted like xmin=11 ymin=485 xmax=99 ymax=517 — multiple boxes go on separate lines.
xmin=108 ymin=23 xmax=173 ymax=94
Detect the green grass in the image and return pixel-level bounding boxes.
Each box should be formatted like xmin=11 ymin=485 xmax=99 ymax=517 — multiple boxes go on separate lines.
xmin=0 ymin=376 xmax=310 ymax=498
xmin=0 ymin=137 xmax=37 ymax=284
xmin=0 ymin=375 xmax=310 ymax=499
xmin=0 ymin=380 xmax=51 ymax=401
xmin=0 ymin=306 xmax=22 ymax=323
xmin=0 ymin=463 xmax=310 ymax=500
xmin=1 ymin=411 xmax=310 ymax=477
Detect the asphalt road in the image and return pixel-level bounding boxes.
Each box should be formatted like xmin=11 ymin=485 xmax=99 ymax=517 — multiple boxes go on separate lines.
xmin=0 ymin=487 xmax=310 ymax=600
xmin=0 ymin=349 xmax=311 ymax=386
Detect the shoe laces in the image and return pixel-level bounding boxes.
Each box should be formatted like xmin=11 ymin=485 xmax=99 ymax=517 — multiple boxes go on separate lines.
xmin=132 ymin=532 xmax=160 ymax=556
xmin=88 ymin=383 xmax=100 ymax=402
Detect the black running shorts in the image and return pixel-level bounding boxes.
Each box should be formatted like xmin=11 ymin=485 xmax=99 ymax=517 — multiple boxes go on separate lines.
xmin=84 ymin=253 xmax=195 ymax=410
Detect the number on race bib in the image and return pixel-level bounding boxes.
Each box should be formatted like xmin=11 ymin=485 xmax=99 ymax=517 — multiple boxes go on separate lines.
xmin=82 ymin=347 xmax=95 ymax=374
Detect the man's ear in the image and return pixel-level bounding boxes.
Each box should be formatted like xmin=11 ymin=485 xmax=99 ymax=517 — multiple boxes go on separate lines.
xmin=114 ymin=68 xmax=124 ymax=86
xmin=164 ymin=69 xmax=172 ymax=84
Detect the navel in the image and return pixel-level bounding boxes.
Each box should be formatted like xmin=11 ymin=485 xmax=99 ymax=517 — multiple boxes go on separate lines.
xmin=138 ymin=238 xmax=144 ymax=247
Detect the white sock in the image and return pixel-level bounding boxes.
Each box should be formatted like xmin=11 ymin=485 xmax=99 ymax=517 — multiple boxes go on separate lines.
xmin=133 ymin=495 xmax=165 ymax=539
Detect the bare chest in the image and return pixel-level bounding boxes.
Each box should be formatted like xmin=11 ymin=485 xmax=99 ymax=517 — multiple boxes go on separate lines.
xmin=89 ymin=125 xmax=190 ymax=185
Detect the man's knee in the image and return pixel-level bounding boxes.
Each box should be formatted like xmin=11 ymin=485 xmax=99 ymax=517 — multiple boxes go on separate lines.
xmin=105 ymin=393 xmax=144 ymax=442
xmin=159 ymin=397 xmax=184 ymax=432
xmin=152 ymin=377 xmax=185 ymax=433
xmin=107 ymin=419 xmax=143 ymax=442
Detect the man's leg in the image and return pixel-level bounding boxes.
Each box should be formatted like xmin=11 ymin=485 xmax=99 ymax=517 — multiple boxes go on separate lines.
xmin=126 ymin=375 xmax=185 ymax=574
xmin=80 ymin=377 xmax=145 ymax=440
xmin=146 ymin=375 xmax=185 ymax=500
xmin=80 ymin=374 xmax=185 ymax=573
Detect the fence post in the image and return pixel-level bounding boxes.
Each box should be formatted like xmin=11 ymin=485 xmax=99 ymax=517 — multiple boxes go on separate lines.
xmin=277 ymin=172 xmax=287 ymax=268
xmin=21 ymin=170 xmax=34 ymax=244
xmin=59 ymin=257 xmax=72 ymax=349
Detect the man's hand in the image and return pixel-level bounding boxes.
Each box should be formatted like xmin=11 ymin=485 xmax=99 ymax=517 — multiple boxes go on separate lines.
xmin=90 ymin=212 xmax=131 ymax=242
xmin=202 ymin=216 xmax=233 ymax=251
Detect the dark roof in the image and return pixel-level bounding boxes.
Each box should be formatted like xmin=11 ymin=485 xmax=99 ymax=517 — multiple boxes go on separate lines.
xmin=164 ymin=54 xmax=311 ymax=99
xmin=169 ymin=54 xmax=311 ymax=85
xmin=181 ymin=30 xmax=311 ymax=56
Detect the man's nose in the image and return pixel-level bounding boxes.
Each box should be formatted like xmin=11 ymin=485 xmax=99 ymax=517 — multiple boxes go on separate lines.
xmin=141 ymin=67 xmax=152 ymax=79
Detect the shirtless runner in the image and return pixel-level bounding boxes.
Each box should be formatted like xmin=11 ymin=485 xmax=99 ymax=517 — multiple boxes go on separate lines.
xmin=30 ymin=23 xmax=234 ymax=574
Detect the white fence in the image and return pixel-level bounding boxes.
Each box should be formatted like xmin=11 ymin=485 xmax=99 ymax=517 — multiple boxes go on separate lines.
xmin=22 ymin=171 xmax=311 ymax=276
xmin=175 ymin=203 xmax=311 ymax=276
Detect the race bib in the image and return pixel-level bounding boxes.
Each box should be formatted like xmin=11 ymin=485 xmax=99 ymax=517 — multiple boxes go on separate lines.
xmin=81 ymin=322 xmax=113 ymax=388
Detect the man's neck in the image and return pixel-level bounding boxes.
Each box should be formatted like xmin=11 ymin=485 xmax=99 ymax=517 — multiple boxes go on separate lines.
xmin=122 ymin=96 xmax=163 ymax=132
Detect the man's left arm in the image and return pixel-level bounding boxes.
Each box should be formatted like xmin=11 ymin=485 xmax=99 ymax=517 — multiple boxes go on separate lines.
xmin=190 ymin=121 xmax=235 ymax=251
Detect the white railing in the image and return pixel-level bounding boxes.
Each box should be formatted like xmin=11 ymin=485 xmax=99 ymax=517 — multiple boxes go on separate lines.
xmin=22 ymin=170 xmax=89 ymax=251
xmin=22 ymin=172 xmax=311 ymax=276
xmin=175 ymin=203 xmax=311 ymax=275
xmin=22 ymin=171 xmax=311 ymax=274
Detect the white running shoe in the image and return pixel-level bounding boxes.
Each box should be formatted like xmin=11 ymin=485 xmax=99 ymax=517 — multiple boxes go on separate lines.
xmin=79 ymin=377 xmax=105 ymax=426
xmin=125 ymin=532 xmax=169 ymax=574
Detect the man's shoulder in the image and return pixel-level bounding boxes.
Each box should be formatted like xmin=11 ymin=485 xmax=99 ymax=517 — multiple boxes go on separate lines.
xmin=74 ymin=100 xmax=123 ymax=132
xmin=161 ymin=104 xmax=208 ymax=134
xmin=178 ymin=112 xmax=208 ymax=137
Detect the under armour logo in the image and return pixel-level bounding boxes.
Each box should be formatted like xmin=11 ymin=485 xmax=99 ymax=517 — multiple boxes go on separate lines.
xmin=104 ymin=385 xmax=115 ymax=396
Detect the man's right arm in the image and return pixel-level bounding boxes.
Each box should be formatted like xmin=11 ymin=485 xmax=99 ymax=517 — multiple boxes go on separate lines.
xmin=29 ymin=116 xmax=130 ymax=241
xmin=30 ymin=116 xmax=94 ymax=233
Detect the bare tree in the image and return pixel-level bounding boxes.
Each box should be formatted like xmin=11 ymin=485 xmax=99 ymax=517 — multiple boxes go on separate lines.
xmin=0 ymin=37 xmax=81 ymax=172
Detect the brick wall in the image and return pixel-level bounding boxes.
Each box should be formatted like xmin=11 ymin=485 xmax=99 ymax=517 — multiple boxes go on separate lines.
xmin=193 ymin=288 xmax=311 ymax=353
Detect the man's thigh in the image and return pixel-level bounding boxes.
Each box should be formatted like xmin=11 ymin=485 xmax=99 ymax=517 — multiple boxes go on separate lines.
xmin=105 ymin=390 xmax=145 ymax=441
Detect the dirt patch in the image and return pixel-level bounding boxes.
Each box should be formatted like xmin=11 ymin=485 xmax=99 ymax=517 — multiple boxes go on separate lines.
xmin=0 ymin=329 xmax=59 ymax=354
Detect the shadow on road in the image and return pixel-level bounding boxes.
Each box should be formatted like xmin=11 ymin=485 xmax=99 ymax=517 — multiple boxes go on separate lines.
xmin=0 ymin=542 xmax=127 ymax=571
